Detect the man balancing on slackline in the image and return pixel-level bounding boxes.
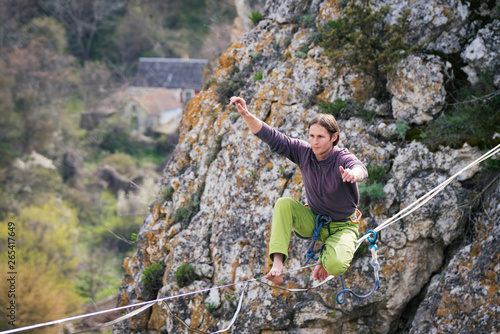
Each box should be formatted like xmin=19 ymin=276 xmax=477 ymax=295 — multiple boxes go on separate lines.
xmin=229 ymin=96 xmax=368 ymax=285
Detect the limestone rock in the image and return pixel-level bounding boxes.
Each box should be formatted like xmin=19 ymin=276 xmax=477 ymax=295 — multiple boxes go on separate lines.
xmin=387 ymin=55 xmax=446 ymax=124
xmin=115 ymin=1 xmax=499 ymax=333
xmin=461 ymin=19 xmax=500 ymax=85
xmin=409 ymin=178 xmax=500 ymax=334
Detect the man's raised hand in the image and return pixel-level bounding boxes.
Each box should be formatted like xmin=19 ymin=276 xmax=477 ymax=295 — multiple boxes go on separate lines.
xmin=229 ymin=96 xmax=249 ymax=116
xmin=229 ymin=96 xmax=263 ymax=134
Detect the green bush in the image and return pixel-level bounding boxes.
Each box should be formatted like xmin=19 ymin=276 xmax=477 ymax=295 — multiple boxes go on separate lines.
xmin=162 ymin=186 xmax=175 ymax=201
xmin=420 ymin=73 xmax=500 ymax=151
xmin=358 ymin=163 xmax=388 ymax=214
xmin=174 ymin=206 xmax=190 ymax=222
xmin=394 ymin=120 xmax=409 ymax=140
xmin=366 ymin=164 xmax=388 ymax=183
xmin=205 ymin=302 xmax=218 ymax=315
xmin=295 ymin=51 xmax=307 ymax=59
xmin=215 ymin=68 xmax=247 ymax=104
xmin=320 ymin=0 xmax=418 ymax=100
xmin=249 ymin=12 xmax=263 ymax=26
xmin=292 ymin=12 xmax=316 ymax=28
xmin=319 ymin=99 xmax=349 ymax=118
xmin=203 ymin=77 xmax=217 ymax=90
xmin=253 ymin=70 xmax=263 ymax=82
xmin=319 ymin=98 xmax=374 ymax=121
xmin=174 ymin=263 xmax=197 ymax=287
xmin=359 ymin=182 xmax=385 ymax=201
xmin=141 ymin=263 xmax=165 ymax=297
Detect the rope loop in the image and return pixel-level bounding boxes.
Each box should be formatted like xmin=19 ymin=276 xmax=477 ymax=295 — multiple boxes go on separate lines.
xmin=336 ymin=229 xmax=381 ymax=304
xmin=303 ymin=215 xmax=330 ymax=265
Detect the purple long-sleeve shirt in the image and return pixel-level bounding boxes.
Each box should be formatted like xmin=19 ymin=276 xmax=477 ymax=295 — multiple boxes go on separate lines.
xmin=255 ymin=122 xmax=368 ymax=221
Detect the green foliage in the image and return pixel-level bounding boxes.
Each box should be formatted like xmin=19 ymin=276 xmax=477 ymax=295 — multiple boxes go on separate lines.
xmin=75 ymin=248 xmax=124 ymax=302
xmin=420 ymin=73 xmax=500 ymax=151
xmin=320 ymin=0 xmax=418 ymax=99
xmin=293 ymin=13 xmax=316 ymax=28
xmin=203 ymin=77 xmax=217 ymax=90
xmin=249 ymin=11 xmax=263 ymax=26
xmin=174 ymin=206 xmax=190 ymax=222
xmin=248 ymin=169 xmax=256 ymax=178
xmin=367 ymin=164 xmax=389 ymax=183
xmin=481 ymin=150 xmax=500 ymax=170
xmin=319 ymin=98 xmax=374 ymax=121
xmin=174 ymin=263 xmax=197 ymax=287
xmin=205 ymin=302 xmax=218 ymax=315
xmin=0 ymin=161 xmax=64 ymax=219
xmin=253 ymin=70 xmax=263 ymax=82
xmin=215 ymin=67 xmax=248 ymax=104
xmin=223 ymin=293 xmax=238 ymax=319
xmin=171 ymin=191 xmax=202 ymax=228
xmin=0 ymin=62 xmax=17 ymax=169
xmin=358 ymin=163 xmax=388 ymax=213
xmin=162 ymin=186 xmax=175 ymax=201
xmin=394 ymin=120 xmax=409 ymax=140
xmin=23 ymin=17 xmax=67 ymax=53
xmin=229 ymin=112 xmax=241 ymax=121
xmin=319 ymin=99 xmax=349 ymax=118
xmin=141 ymin=263 xmax=166 ymax=297
xmin=295 ymin=51 xmax=308 ymax=59
xmin=359 ymin=182 xmax=385 ymax=201
xmin=86 ymin=115 xmax=167 ymax=166
xmin=250 ymin=52 xmax=262 ymax=62
xmin=2 ymin=196 xmax=80 ymax=273
xmin=103 ymin=5 xmax=156 ymax=66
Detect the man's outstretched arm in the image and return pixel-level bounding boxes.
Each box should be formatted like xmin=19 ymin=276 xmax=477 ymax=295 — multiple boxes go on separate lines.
xmin=229 ymin=96 xmax=263 ymax=134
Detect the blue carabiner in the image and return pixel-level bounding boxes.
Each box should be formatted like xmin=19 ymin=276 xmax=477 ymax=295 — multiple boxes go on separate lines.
xmin=366 ymin=230 xmax=378 ymax=244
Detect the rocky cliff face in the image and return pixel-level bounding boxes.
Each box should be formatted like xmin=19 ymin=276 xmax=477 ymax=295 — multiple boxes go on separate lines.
xmin=115 ymin=1 xmax=499 ymax=333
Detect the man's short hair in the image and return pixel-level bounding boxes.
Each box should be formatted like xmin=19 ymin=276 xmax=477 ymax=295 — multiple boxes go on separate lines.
xmin=308 ymin=114 xmax=340 ymax=146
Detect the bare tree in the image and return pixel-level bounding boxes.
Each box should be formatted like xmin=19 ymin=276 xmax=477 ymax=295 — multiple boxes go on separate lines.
xmin=0 ymin=0 xmax=40 ymax=49
xmin=37 ymin=0 xmax=128 ymax=60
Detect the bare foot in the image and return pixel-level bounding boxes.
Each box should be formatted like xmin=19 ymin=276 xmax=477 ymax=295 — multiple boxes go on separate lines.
xmin=265 ymin=253 xmax=284 ymax=285
xmin=312 ymin=263 xmax=329 ymax=282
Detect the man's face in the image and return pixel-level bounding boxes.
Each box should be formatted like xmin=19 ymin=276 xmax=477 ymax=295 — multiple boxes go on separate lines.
xmin=309 ymin=123 xmax=337 ymax=161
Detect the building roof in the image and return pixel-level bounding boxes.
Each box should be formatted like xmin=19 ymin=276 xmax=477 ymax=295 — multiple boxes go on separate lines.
xmin=132 ymin=58 xmax=208 ymax=90
xmin=134 ymin=88 xmax=182 ymax=115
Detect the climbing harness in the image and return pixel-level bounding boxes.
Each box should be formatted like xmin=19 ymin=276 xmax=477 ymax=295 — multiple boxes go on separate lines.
xmin=337 ymin=230 xmax=380 ymax=304
xmin=2 ymin=143 xmax=498 ymax=334
xmin=303 ymin=209 xmax=362 ymax=266
xmin=302 ymin=214 xmax=381 ymax=304
xmin=303 ymin=214 xmax=329 ymax=265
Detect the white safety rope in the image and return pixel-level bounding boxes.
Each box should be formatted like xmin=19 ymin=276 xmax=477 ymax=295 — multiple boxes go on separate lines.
xmin=356 ymin=143 xmax=500 ymax=249
xmin=0 ymin=265 xmax=317 ymax=334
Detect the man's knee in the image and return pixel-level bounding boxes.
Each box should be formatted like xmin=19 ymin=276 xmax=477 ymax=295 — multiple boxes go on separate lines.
xmin=321 ymin=251 xmax=352 ymax=276
xmin=274 ymin=197 xmax=295 ymax=210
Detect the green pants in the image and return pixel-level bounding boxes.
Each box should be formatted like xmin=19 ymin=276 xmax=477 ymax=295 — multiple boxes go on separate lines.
xmin=268 ymin=197 xmax=359 ymax=276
